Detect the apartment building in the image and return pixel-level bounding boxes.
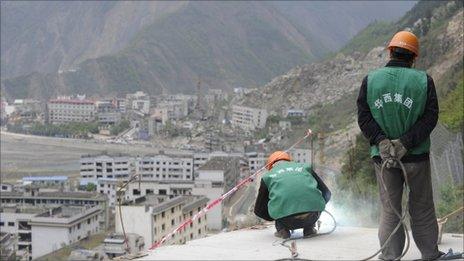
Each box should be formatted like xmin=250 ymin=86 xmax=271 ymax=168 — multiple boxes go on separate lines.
xmin=0 ymin=205 xmax=102 ymax=260
xmin=124 ymin=180 xmax=194 ymax=202
xmin=126 ymin=91 xmax=150 ymax=114
xmin=0 ymin=190 xmax=109 ymax=231
xmin=136 ymin=154 xmax=194 ymax=182
xmin=245 ymin=145 xmax=268 ymax=172
xmin=97 ymin=178 xmax=119 ymax=208
xmin=289 ymin=148 xmax=312 ymax=164
xmin=115 ymin=195 xmax=208 ymax=249
xmin=231 ymin=105 xmax=268 ymax=130
xmin=47 ymin=98 xmax=96 ymax=124
xmin=192 ymin=156 xmax=245 ymax=230
xmin=80 ymin=154 xmax=134 ymax=185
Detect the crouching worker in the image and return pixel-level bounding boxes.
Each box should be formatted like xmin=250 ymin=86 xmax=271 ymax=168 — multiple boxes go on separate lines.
xmin=254 ymin=150 xmax=331 ymax=239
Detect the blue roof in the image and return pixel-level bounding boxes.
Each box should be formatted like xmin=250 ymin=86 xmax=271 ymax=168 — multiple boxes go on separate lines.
xmin=22 ymin=176 xmax=68 ymax=181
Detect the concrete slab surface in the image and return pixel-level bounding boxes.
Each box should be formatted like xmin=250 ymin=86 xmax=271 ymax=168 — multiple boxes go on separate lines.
xmin=141 ymin=226 xmax=463 ymax=260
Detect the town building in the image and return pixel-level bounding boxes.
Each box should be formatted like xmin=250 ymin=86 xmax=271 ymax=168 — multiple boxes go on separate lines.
xmin=126 ymin=91 xmax=150 ymax=115
xmin=21 ymin=176 xmax=69 ymax=190
xmin=112 ymin=98 xmax=126 ymax=113
xmin=96 ymin=100 xmax=122 ymax=125
xmin=1 ymin=183 xmax=14 ymax=192
xmin=47 ymin=97 xmax=96 ymax=124
xmin=286 ymin=109 xmax=305 ymax=118
xmin=231 ymin=105 xmax=268 ymax=131
xmin=0 ymin=204 xmax=103 ymax=260
xmin=0 ymin=190 xmax=109 ymax=231
xmin=192 ymin=156 xmax=245 ymax=230
xmin=289 ymin=148 xmax=312 ymax=164
xmin=80 ymin=154 xmax=134 ymax=185
xmin=29 ymin=205 xmax=102 ymax=259
xmin=103 ymin=233 xmax=144 ymax=258
xmin=124 ymin=180 xmax=194 ymax=202
xmin=115 ymin=195 xmax=208 ymax=250
xmin=0 ymin=232 xmax=16 ymax=260
xmin=136 ymin=153 xmax=194 ymax=182
xmin=245 ymin=145 xmax=268 ymax=172
xmin=97 ymin=178 xmax=120 ymax=208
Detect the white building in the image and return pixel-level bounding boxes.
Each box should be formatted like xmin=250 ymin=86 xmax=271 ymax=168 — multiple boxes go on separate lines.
xmin=47 ymin=98 xmax=96 ymax=124
xmin=231 ymin=105 xmax=268 ymax=130
xmin=136 ymin=154 xmax=194 ymax=181
xmin=97 ymin=178 xmax=120 ymax=208
xmin=80 ymin=154 xmax=134 ymax=185
xmin=245 ymin=145 xmax=267 ymax=172
xmin=126 ymin=91 xmax=150 ymax=115
xmin=192 ymin=157 xmax=244 ymax=230
xmin=289 ymin=148 xmax=312 ymax=164
xmin=0 ymin=205 xmax=103 ymax=260
xmin=29 ymin=206 xmax=102 ymax=259
xmin=124 ymin=181 xmax=194 ymax=202
xmin=115 ymin=195 xmax=208 ymax=249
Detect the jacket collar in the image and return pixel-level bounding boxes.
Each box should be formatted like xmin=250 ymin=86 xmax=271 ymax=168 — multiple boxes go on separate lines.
xmin=386 ymin=59 xmax=412 ymax=68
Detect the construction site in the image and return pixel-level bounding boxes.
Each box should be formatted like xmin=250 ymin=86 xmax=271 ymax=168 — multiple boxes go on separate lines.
xmin=1 ymin=1 xmax=463 ymax=260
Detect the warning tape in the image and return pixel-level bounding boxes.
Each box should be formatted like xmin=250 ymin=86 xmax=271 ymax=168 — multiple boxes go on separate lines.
xmin=148 ymin=130 xmax=312 ymax=251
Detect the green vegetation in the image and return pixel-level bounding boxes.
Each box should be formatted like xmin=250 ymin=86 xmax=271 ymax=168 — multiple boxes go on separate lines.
xmin=7 ymin=122 xmax=99 ymax=138
xmin=109 ymin=119 xmax=130 ymax=135
xmin=439 ymin=80 xmax=464 ymax=132
xmin=85 ymin=183 xmax=97 ymax=192
xmin=436 ymin=183 xmax=463 ymax=233
xmin=334 ymin=134 xmax=379 ymax=225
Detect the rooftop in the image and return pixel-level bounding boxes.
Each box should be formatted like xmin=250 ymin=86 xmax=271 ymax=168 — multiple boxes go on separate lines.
xmin=140 ymin=225 xmax=463 ymax=260
xmin=22 ymin=176 xmax=68 ymax=181
xmin=198 ymin=156 xmax=242 ymax=171
xmin=1 ymin=191 xmax=106 ymax=200
xmin=49 ymin=99 xmax=94 ymax=105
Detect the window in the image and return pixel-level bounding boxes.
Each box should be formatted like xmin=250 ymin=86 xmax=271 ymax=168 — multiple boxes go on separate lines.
xmin=0 ymin=222 xmax=4 ymax=226
xmin=87 ymin=218 xmax=91 ymax=224
xmin=198 ymin=228 xmax=201 ymax=235
xmin=162 ymin=224 xmax=165 ymax=231
xmin=77 ymin=224 xmax=81 ymax=229
xmin=161 ymin=212 xmax=165 ymax=218
xmin=171 ymin=219 xmax=174 ymax=225
xmin=171 ymin=207 xmax=175 ymax=214
xmin=198 ymin=217 xmax=201 ymax=224
xmin=190 ymin=233 xmax=193 ymax=239
xmin=8 ymin=222 xmax=14 ymax=227
xmin=133 ymin=189 xmax=141 ymax=195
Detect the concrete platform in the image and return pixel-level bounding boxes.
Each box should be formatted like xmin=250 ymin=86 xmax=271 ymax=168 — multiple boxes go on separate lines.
xmin=141 ymin=226 xmax=463 ymax=260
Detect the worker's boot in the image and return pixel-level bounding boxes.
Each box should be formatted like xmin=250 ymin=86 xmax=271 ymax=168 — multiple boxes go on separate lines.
xmin=274 ymin=229 xmax=290 ymax=239
xmin=303 ymin=227 xmax=317 ymax=237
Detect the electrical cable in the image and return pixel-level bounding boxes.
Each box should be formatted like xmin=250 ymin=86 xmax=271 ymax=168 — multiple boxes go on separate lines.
xmin=361 ymin=159 xmax=410 ymax=261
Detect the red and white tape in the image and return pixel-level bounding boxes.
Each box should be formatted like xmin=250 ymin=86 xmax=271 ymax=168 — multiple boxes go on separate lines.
xmin=148 ymin=131 xmax=312 ymax=251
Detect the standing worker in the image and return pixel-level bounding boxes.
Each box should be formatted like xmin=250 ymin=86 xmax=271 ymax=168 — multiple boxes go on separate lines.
xmin=357 ymin=31 xmax=443 ymax=260
xmin=254 ymin=142 xmax=331 ymax=239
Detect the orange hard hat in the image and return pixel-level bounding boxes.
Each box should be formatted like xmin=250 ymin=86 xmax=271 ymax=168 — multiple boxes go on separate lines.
xmin=266 ymin=151 xmax=291 ymax=170
xmin=387 ymin=31 xmax=419 ymax=57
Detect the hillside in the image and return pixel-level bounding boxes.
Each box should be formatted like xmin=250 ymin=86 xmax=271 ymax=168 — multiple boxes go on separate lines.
xmin=1 ymin=1 xmax=415 ymax=99
xmin=236 ymin=0 xmax=463 ymax=167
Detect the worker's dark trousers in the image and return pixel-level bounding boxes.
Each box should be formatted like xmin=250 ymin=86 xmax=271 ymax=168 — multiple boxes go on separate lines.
xmin=375 ymin=160 xmax=440 ymax=260
xmin=275 ymin=211 xmax=320 ymax=232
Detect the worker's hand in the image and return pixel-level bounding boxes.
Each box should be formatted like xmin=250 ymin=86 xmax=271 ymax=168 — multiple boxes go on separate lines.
xmin=305 ymin=129 xmax=313 ymax=137
xmin=391 ymin=139 xmax=407 ymax=160
xmin=378 ymin=139 xmax=395 ymax=168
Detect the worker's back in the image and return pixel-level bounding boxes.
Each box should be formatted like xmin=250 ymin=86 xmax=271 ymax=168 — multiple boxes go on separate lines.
xmin=367 ymin=66 xmax=430 ymax=156
xmin=261 ymin=161 xmax=325 ymax=220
